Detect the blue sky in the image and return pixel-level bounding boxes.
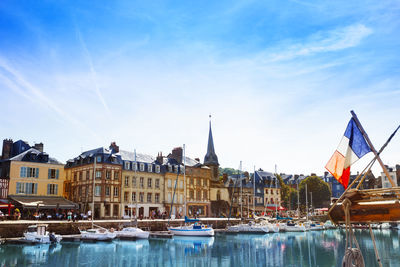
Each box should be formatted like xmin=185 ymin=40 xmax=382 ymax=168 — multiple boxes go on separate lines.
xmin=0 ymin=1 xmax=399 ymax=176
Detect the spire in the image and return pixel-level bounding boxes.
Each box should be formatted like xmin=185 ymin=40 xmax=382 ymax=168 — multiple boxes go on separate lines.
xmin=204 ymin=116 xmax=219 ymax=166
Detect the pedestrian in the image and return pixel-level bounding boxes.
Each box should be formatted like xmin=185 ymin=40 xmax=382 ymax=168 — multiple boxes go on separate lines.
xmin=67 ymin=210 xmax=72 ymax=221
xmin=87 ymin=210 xmax=92 ymax=220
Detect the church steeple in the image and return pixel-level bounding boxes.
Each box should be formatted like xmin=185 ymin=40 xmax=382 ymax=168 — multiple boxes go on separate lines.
xmin=204 ymin=120 xmax=219 ymax=166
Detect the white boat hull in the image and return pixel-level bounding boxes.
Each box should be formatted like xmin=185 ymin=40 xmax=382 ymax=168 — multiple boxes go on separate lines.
xmin=80 ymin=229 xmax=117 ymax=241
xmin=23 ymin=232 xmax=62 ymax=244
xmin=168 ymin=226 xmax=214 ymax=237
xmin=116 ymin=227 xmax=150 ymax=239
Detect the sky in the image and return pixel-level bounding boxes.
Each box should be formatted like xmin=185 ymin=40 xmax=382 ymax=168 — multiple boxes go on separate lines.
xmin=0 ymin=0 xmax=399 ymax=177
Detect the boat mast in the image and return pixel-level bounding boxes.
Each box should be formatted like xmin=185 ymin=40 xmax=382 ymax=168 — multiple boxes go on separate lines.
xmin=253 ymin=165 xmax=256 ymax=218
xmin=240 ymin=161 xmax=243 ymax=219
xmin=183 ymin=144 xmax=186 ymax=217
xmin=92 ymin=153 xmax=96 ymax=229
xmin=134 ymin=149 xmax=138 ymax=224
xmin=130 ymin=150 xmax=133 ymax=221
xmin=297 ymin=180 xmax=300 ymax=218
xmin=275 ymin=164 xmax=278 ymax=217
xmin=306 ymin=183 xmax=308 ymax=221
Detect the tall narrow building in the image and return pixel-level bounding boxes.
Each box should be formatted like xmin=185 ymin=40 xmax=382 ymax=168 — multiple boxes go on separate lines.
xmin=204 ymin=120 xmax=219 ymax=181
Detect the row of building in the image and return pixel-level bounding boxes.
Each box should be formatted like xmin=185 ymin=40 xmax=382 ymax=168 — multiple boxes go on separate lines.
xmin=0 ymin=123 xmax=282 ymax=219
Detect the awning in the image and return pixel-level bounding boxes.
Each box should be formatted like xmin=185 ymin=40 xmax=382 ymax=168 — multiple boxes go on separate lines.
xmin=8 ymin=195 xmax=78 ymax=209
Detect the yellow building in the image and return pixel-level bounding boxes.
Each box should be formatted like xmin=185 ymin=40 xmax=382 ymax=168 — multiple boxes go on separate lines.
xmin=120 ymin=150 xmax=164 ymax=218
xmin=0 ymin=139 xmax=76 ymax=216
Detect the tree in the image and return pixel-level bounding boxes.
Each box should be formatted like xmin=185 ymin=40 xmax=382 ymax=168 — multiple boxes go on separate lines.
xmin=299 ymin=176 xmax=331 ymax=209
xmin=277 ymin=174 xmax=291 ymax=208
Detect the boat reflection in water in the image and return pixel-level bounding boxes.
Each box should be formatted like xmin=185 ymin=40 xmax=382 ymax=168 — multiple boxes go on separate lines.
xmin=1 ymin=229 xmax=400 ymax=266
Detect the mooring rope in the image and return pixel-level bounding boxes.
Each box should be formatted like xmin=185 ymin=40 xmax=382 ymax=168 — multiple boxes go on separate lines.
xmin=342 ymin=199 xmax=365 ymax=267
xmin=369 ymin=223 xmax=383 ymax=267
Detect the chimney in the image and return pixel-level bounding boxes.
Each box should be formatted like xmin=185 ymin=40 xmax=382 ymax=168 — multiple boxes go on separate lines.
xmin=33 ymin=143 xmax=44 ymax=152
xmin=171 ymin=147 xmax=183 ymax=164
xmin=156 ymin=152 xmax=163 ymax=165
xmin=195 ymin=158 xmax=200 ymax=162
xmin=109 ymin=142 xmax=119 ymax=153
xmin=1 ymin=139 xmax=13 ymax=160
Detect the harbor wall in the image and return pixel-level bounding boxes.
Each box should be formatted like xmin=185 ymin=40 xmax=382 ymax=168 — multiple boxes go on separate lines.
xmin=0 ymin=218 xmax=240 ymax=238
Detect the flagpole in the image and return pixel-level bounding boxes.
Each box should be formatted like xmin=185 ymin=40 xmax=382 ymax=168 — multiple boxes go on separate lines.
xmin=134 ymin=149 xmax=138 ymax=225
xmin=350 ymin=110 xmax=395 ymax=187
xmin=240 ymin=161 xmax=243 ymax=219
xmin=183 ymin=144 xmax=186 ymax=217
xmin=275 ymin=164 xmax=277 ymax=217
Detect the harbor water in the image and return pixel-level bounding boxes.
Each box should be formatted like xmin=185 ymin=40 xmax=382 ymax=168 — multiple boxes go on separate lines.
xmin=1 ymin=229 xmax=400 ymax=266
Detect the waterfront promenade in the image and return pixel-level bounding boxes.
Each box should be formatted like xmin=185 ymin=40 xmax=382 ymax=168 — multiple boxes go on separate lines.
xmin=0 ymin=218 xmax=240 ymax=238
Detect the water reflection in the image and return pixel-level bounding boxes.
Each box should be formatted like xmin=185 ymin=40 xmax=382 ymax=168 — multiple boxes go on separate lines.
xmin=0 ymin=230 xmax=400 ymax=266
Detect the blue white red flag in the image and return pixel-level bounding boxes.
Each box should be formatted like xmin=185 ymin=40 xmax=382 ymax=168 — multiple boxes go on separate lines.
xmin=325 ymin=118 xmax=371 ymax=189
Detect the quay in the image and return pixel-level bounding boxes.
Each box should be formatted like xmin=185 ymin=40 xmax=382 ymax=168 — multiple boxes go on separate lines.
xmin=0 ymin=218 xmax=240 ymax=239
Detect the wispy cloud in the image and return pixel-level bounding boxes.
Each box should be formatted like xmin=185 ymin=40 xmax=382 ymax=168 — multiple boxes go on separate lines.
xmin=75 ymin=27 xmax=111 ymax=114
xmin=266 ymin=24 xmax=373 ymax=62
xmin=0 ymin=56 xmax=100 ymax=139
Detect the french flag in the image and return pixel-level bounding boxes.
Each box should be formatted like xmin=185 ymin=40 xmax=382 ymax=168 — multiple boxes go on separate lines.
xmin=325 ymin=118 xmax=371 ymax=189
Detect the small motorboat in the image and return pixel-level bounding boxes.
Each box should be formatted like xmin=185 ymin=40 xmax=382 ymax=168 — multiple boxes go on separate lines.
xmin=80 ymin=227 xmax=117 ymax=241
xmin=115 ymin=227 xmax=150 ymax=239
xmin=23 ymin=224 xmax=62 ymax=244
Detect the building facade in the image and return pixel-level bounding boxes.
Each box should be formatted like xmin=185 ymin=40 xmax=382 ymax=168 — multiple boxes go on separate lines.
xmin=120 ymin=150 xmax=164 ymax=218
xmin=64 ymin=143 xmax=122 ymax=219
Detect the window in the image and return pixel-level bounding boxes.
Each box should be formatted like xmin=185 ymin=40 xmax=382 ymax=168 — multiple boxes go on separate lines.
xmin=114 ymin=171 xmax=119 ymax=180
xmin=180 ymin=194 xmax=183 ymax=204
xmin=203 ymin=190 xmax=207 ymax=200
xmin=132 ymin=177 xmax=136 ymax=187
xmin=148 ymin=164 xmax=152 ymax=172
xmin=168 ymin=193 xmax=172 ymax=202
xmin=174 ymin=166 xmax=178 ymax=173
xmin=155 ymin=179 xmax=160 ymax=188
xmin=168 ymin=179 xmax=171 ymax=188
xmin=124 ymin=176 xmax=129 ymax=187
xmin=189 ymin=190 xmax=194 ymax=199
xmin=181 ymin=166 xmax=185 ymax=174
xmin=47 ymin=184 xmax=58 ymax=195
xmin=79 ymin=172 xmax=82 ymax=180
xmin=217 ymin=190 xmax=221 ymax=201
xmin=139 ymin=192 xmax=144 ymax=203
xmin=168 ymin=165 xmax=172 ymax=172
xmin=95 ymin=170 xmax=102 ymax=179
xmin=95 ymin=185 xmax=101 ymax=196
xmin=179 ymin=181 xmax=183 ymax=189
xmin=125 ymin=161 xmax=130 ymax=170
xmin=96 ymin=156 xmax=101 ymax=162
xmin=20 ymin=167 xmax=39 ymax=178
xmin=124 ymin=192 xmax=129 ymax=202
xmin=155 ymin=165 xmax=160 ymax=173
xmin=114 ymin=187 xmax=119 ymax=197
xmin=105 ymin=186 xmax=110 ymax=196
xmin=132 ymin=192 xmax=136 ymax=202
xmin=204 ymin=179 xmax=207 ymax=187
xmin=17 ymin=183 xmax=37 ymax=194
xmin=48 ymin=169 xmax=59 ymax=179
xmin=155 ymin=193 xmax=160 ymax=203
xmin=147 ymin=193 xmax=152 ymax=203
xmin=140 ymin=163 xmax=145 ymax=172
xmin=106 ymin=170 xmax=111 ymax=179
xmin=196 ymin=190 xmax=201 ymax=200
xmin=133 ymin=163 xmax=137 ymax=171
xmin=86 ymin=170 xmax=90 ymax=180
xmin=74 ymin=172 xmax=77 ymax=181
xmin=148 ymin=178 xmax=152 ymax=188
xmin=190 ymin=178 xmax=194 ymax=185
xmin=140 ymin=177 xmax=144 ymax=188
xmin=197 ymin=178 xmax=201 ymax=186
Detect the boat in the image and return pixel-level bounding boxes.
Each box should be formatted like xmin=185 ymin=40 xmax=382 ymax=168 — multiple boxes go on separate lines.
xmin=168 ymin=222 xmax=214 ymax=237
xmin=115 ymin=227 xmax=150 ymax=239
xmin=22 ymin=224 xmax=62 ymax=244
xmin=229 ymin=221 xmax=270 ymax=233
xmin=284 ymin=221 xmax=307 ymax=232
xmin=307 ymin=222 xmax=324 ymax=231
xmin=323 ymin=220 xmax=336 ymax=229
xmin=80 ymin=227 xmax=117 ymax=241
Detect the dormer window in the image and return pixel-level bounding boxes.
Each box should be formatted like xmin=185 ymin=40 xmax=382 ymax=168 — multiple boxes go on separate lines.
xmin=124 ymin=161 xmax=130 ymax=170
xmin=140 ymin=163 xmax=145 ymax=172
xmin=148 ymin=164 xmax=152 ymax=172
xmin=96 ymin=156 xmax=101 ymax=163
xmin=168 ymin=165 xmax=172 ymax=173
xmin=174 ymin=165 xmax=178 ymax=173
xmin=155 ymin=165 xmax=160 ymax=173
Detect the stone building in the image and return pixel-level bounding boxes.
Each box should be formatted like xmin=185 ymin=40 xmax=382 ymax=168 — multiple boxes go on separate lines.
xmin=120 ymin=150 xmax=164 ymax=218
xmin=64 ymin=142 xmax=122 ymax=219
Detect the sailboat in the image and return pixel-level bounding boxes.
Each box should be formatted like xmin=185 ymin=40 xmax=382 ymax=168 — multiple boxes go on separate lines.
xmin=115 ymin=149 xmax=150 ymax=239
xmin=167 ymin=144 xmax=215 ymax=237
xmin=80 ymin=154 xmax=117 ymax=241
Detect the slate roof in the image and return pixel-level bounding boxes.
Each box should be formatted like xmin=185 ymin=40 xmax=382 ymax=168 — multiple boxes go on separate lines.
xmin=119 ymin=150 xmax=155 ymax=163
xmin=8 ymin=148 xmax=62 ymax=165
xmin=204 ymin=121 xmax=219 ymax=166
